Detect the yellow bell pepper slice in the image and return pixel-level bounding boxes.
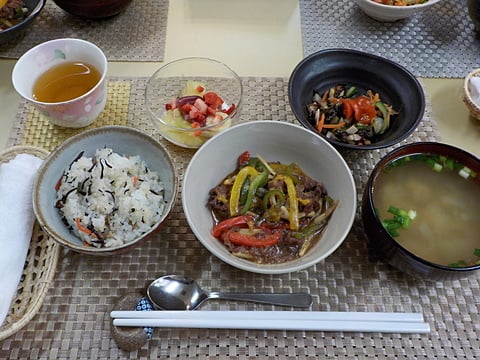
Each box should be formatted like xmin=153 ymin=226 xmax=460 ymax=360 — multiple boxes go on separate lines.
xmin=229 ymin=166 xmax=259 ymax=216
xmin=276 ymin=174 xmax=299 ymax=230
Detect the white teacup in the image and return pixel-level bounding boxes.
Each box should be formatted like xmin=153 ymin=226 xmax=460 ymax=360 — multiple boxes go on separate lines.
xmin=12 ymin=38 xmax=108 ymax=128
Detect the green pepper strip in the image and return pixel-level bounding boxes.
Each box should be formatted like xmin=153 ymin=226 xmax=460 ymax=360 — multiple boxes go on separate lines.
xmin=241 ymin=164 xmax=269 ymax=214
xmin=262 ymin=189 xmax=285 ymax=211
xmin=239 ymin=178 xmax=250 ymax=205
xmin=293 ymin=221 xmax=326 ymax=239
xmin=276 ymin=174 xmax=299 ymax=230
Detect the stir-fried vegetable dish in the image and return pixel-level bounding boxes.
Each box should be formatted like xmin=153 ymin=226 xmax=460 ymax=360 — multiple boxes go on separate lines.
xmin=208 ymin=151 xmax=338 ymax=264
xmin=306 ymin=84 xmax=396 ymax=146
xmin=372 ymin=0 xmax=428 ymax=5
xmin=0 ymin=0 xmax=27 ymax=31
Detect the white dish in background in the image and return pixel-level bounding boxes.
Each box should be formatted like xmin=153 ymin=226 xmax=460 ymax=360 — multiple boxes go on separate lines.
xmin=182 ymin=120 xmax=357 ymax=274
xmin=355 ymin=0 xmax=442 ymax=22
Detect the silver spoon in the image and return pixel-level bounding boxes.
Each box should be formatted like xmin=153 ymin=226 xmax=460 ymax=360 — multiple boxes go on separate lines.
xmin=146 ymin=274 xmax=312 ymax=310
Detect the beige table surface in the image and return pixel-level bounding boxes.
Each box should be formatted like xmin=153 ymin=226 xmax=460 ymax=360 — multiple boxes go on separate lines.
xmin=1 ymin=0 xmax=479 ymax=157
xmin=1 ymin=2 xmax=480 ymax=359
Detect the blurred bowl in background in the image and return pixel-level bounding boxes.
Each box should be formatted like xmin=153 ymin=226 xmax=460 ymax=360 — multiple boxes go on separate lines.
xmin=355 ymin=0 xmax=442 ymax=22
xmin=52 ymin=0 xmax=133 ymax=19
xmin=468 ymin=0 xmax=480 ymax=33
xmin=288 ymin=48 xmax=425 ymax=151
xmin=0 ymin=0 xmax=45 ymax=45
xmin=12 ymin=37 xmax=108 ymax=128
xmin=146 ymin=57 xmax=243 ymax=149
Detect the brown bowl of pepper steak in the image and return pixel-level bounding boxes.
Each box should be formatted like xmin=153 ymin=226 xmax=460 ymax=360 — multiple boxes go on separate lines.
xmin=182 ymin=121 xmax=356 ymax=274
xmin=288 ymin=48 xmax=425 ymax=150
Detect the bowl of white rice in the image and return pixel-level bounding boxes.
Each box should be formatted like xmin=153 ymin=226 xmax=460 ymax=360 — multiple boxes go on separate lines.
xmin=33 ymin=126 xmax=178 ymax=255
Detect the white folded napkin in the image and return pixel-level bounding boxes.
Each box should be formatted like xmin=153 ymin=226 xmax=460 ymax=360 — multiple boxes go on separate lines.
xmin=0 ymin=153 xmax=43 ymax=327
xmin=469 ymin=76 xmax=480 ymax=106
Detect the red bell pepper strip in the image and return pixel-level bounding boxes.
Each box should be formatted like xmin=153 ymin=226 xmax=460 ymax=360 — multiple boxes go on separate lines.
xmin=212 ymin=214 xmax=254 ymax=238
xmin=238 ymin=151 xmax=251 ymax=167
xmin=212 ymin=215 xmax=282 ymax=247
xmin=221 ymin=228 xmax=282 ymax=247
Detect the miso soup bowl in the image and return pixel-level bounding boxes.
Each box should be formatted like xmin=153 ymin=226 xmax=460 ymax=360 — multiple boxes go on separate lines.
xmin=12 ymin=38 xmax=108 ymax=128
xmin=362 ymin=142 xmax=480 ymax=281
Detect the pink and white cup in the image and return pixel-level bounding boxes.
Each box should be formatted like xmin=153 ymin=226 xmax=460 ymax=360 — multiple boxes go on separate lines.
xmin=12 ymin=38 xmax=108 ymax=128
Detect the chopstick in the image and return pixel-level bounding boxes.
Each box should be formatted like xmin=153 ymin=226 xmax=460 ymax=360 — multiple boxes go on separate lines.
xmin=110 ymin=311 xmax=430 ymax=333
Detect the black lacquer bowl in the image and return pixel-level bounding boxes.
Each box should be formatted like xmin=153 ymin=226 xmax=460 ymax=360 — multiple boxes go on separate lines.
xmin=288 ymin=48 xmax=425 ymax=151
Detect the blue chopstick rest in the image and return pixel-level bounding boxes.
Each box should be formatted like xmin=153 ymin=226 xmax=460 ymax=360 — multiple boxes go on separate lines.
xmin=135 ymin=297 xmax=154 ymax=339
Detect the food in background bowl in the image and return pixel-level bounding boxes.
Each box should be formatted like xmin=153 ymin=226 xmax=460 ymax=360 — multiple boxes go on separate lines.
xmin=146 ymin=57 xmax=243 ymax=149
xmin=55 ymin=148 xmax=168 ymax=249
xmin=0 ymin=0 xmax=44 ymax=44
xmin=362 ymin=142 xmax=480 ymax=280
xmin=0 ymin=0 xmax=28 ymax=31
xmin=208 ymin=151 xmax=338 ymax=264
xmin=371 ymin=0 xmax=428 ymax=5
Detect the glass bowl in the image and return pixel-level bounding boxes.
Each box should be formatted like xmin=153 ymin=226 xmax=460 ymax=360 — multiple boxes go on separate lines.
xmin=146 ymin=57 xmax=243 ymax=149
xmin=288 ymin=48 xmax=425 ymax=151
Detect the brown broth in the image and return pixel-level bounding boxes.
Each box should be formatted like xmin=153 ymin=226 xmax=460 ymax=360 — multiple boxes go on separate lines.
xmin=32 ymin=61 xmax=101 ymax=103
xmin=373 ymin=157 xmax=480 ymax=266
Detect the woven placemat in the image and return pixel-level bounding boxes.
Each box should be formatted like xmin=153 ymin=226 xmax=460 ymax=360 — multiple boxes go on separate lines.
xmin=299 ymin=0 xmax=479 ymax=78
xmin=2 ymin=77 xmax=479 ymax=359
xmin=0 ymin=0 xmax=169 ymax=61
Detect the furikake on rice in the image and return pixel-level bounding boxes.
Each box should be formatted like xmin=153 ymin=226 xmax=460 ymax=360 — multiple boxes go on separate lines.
xmin=55 ymin=148 xmax=167 ymax=248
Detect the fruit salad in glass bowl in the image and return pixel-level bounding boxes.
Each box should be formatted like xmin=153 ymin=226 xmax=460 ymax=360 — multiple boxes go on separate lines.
xmin=146 ymin=58 xmax=243 ymax=149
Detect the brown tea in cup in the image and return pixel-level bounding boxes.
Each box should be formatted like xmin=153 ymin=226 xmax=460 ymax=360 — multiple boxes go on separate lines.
xmin=32 ymin=61 xmax=101 ymax=103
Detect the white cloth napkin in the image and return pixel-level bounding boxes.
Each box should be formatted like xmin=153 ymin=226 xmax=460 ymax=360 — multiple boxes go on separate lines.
xmin=0 ymin=153 xmax=43 ymax=326
xmin=469 ymin=76 xmax=480 ymax=106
